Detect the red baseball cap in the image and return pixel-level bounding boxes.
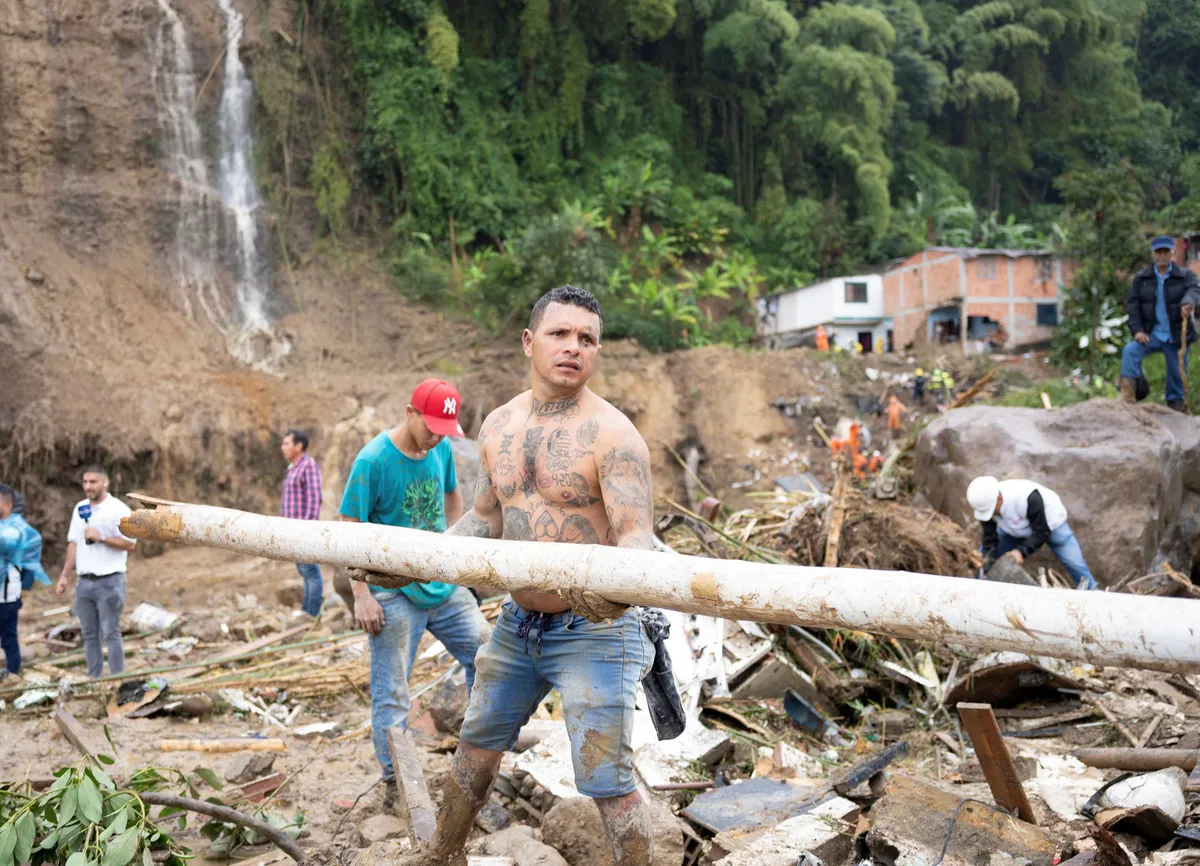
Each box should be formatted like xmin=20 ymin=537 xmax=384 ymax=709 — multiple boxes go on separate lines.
xmin=411 ymin=379 xmax=465 ymax=437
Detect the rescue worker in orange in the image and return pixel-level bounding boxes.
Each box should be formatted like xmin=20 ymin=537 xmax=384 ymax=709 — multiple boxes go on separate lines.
xmin=815 ymin=325 xmax=830 ymax=352
xmin=886 ymin=395 xmax=907 ymax=437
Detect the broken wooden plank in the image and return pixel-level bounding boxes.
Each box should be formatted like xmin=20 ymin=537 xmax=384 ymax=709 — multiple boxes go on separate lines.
xmin=957 ymin=702 xmax=1037 ymax=824
xmin=823 ymin=461 xmax=848 ymax=568
xmin=386 ymin=727 xmax=436 ymax=844
xmin=120 ymin=501 xmax=1200 ymax=673
xmin=1071 ymin=747 xmax=1198 ymax=773
xmin=54 ymin=708 xmax=109 ymax=765
xmin=228 ymin=772 xmax=287 ymax=805
xmin=159 ymin=738 xmax=286 ymax=753
xmin=866 ymin=775 xmax=1055 ymax=866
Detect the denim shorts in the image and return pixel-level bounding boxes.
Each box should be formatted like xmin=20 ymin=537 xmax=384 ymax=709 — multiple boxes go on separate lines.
xmin=459 ymin=599 xmax=652 ymax=798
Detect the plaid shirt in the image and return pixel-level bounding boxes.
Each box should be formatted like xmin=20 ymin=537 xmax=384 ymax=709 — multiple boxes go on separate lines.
xmin=282 ymin=453 xmax=323 ymax=521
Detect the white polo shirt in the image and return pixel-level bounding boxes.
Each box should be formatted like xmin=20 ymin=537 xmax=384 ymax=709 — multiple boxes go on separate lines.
xmin=67 ymin=494 xmax=136 ymax=576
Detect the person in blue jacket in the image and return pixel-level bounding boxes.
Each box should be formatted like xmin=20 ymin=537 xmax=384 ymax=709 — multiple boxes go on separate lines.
xmin=0 ymin=483 xmax=50 ymax=676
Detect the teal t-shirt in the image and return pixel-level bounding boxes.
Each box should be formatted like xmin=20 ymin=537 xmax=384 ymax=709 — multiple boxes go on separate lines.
xmin=338 ymin=432 xmax=459 ymax=608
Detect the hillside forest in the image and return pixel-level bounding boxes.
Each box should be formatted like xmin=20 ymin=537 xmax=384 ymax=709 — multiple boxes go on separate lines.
xmin=251 ymin=0 xmax=1200 ymax=371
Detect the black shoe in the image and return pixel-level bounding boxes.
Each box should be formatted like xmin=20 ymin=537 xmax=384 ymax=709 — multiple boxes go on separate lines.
xmin=1168 ymin=400 xmax=1186 ymax=412
xmin=382 ymin=779 xmax=398 ymax=813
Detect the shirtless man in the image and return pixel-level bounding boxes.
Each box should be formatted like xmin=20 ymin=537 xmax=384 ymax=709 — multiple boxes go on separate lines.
xmin=374 ymin=284 xmax=656 ymax=865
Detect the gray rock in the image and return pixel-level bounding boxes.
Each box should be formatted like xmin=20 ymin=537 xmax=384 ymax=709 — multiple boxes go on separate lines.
xmin=476 ymin=799 xmax=513 ymax=834
xmin=425 ymin=671 xmax=469 ymax=735
xmin=914 ymin=399 xmax=1200 ymax=585
xmin=466 ymin=825 xmax=569 ymax=866
xmin=25 ymin=268 xmax=44 ymax=284
xmin=358 ymin=814 xmax=409 ymax=846
xmin=540 ymin=796 xmax=684 ymax=866
xmin=450 ymin=435 xmax=480 ymax=505
xmin=351 ymin=839 xmax=410 ymax=865
xmin=223 ymin=751 xmax=276 ymax=784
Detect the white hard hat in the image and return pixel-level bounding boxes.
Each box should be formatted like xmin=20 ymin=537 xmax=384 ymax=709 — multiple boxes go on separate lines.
xmin=967 ymin=476 xmax=1000 ymax=521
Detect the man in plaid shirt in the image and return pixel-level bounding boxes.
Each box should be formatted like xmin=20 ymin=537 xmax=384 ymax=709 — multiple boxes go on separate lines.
xmin=281 ymin=429 xmax=324 ymax=616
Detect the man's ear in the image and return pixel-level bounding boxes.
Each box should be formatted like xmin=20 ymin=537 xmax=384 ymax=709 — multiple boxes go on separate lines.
xmin=521 ymin=329 xmax=533 ymax=357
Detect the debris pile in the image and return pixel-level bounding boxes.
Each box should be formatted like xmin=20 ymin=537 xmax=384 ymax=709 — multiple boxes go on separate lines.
xmin=661 ymin=488 xmax=981 ymax=576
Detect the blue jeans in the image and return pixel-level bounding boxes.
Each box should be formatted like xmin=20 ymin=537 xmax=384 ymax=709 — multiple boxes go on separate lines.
xmin=369 ymin=585 xmax=489 ymax=779
xmin=459 ymin=600 xmax=653 ymax=799
xmin=296 ymin=564 xmax=323 ymax=616
xmin=995 ymin=525 xmax=1097 ymax=590
xmin=1122 ymin=335 xmax=1190 ymax=401
xmin=0 ymin=600 xmax=20 ymax=674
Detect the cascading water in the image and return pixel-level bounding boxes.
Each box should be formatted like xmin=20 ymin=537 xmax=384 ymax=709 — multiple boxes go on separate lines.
xmin=151 ymin=0 xmax=225 ymax=329
xmin=215 ymin=0 xmax=286 ymax=367
xmin=151 ymin=0 xmax=288 ymax=370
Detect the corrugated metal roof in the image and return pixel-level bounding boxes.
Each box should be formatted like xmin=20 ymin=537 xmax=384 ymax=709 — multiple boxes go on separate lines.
xmin=925 ymin=246 xmax=1053 ymax=259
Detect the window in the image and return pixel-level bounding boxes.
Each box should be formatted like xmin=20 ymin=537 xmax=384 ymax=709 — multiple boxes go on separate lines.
xmin=1037 ymin=303 xmax=1059 ymax=327
xmin=844 ymin=281 xmax=868 ymax=303
xmin=1037 ymin=258 xmax=1054 ymax=282
xmin=976 ymin=257 xmax=996 ymax=280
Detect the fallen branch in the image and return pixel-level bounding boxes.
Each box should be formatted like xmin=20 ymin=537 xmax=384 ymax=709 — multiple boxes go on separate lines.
xmin=824 ymin=459 xmax=848 ymax=568
xmin=160 ymin=738 xmax=287 ymax=753
xmin=139 ymin=792 xmax=303 ymax=862
xmin=119 ymin=501 xmax=1200 ymax=672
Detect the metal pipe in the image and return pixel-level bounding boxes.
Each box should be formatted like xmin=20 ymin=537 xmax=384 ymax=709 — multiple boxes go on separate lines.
xmin=121 ymin=503 xmax=1200 ymax=673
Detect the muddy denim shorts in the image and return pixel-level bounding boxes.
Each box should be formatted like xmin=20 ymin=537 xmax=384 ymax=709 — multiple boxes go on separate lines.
xmin=459 ymin=599 xmax=653 ymax=798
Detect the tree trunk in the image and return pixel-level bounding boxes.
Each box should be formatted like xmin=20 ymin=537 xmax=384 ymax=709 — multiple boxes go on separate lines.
xmin=120 ymin=502 xmax=1200 ymax=673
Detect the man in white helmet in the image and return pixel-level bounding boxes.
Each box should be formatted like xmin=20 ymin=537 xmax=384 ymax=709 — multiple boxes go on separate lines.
xmin=966 ymin=476 xmax=1097 ymax=590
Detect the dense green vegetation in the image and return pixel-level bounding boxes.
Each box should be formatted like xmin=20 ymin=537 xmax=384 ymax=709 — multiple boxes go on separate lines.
xmin=255 ymin=0 xmax=1200 ymax=356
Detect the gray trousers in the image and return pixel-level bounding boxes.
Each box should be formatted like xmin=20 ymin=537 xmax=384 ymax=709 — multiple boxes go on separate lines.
xmin=75 ymin=572 xmax=126 ymax=678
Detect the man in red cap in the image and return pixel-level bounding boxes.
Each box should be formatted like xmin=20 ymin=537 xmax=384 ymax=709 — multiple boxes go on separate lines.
xmin=336 ymin=379 xmax=489 ymax=804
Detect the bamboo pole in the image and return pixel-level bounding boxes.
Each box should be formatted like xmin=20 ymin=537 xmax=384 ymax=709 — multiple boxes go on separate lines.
xmin=120 ymin=502 xmax=1200 ymax=673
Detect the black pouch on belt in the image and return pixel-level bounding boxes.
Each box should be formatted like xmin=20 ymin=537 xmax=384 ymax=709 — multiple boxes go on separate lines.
xmin=639 ymin=608 xmax=687 ymax=741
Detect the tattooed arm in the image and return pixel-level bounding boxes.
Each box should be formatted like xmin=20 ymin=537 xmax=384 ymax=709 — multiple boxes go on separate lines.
xmin=597 ymin=431 xmax=655 ymax=551
xmin=445 ymin=423 xmax=504 ymax=539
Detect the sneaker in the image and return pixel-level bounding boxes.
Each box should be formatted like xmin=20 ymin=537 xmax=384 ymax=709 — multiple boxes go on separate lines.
xmin=1168 ymin=400 xmax=1186 ymax=412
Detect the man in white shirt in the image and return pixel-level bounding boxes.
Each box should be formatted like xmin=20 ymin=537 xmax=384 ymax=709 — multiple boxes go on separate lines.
xmin=966 ymin=476 xmax=1097 ymax=590
xmin=56 ymin=465 xmax=137 ymax=676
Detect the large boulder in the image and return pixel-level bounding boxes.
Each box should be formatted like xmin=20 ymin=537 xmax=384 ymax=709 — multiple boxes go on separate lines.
xmin=914 ymin=399 xmax=1200 ymax=585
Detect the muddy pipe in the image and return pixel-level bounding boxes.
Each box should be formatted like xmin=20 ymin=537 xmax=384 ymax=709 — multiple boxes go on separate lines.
xmin=1071 ymin=748 xmax=1198 ymax=772
xmin=120 ymin=501 xmax=1200 ymax=674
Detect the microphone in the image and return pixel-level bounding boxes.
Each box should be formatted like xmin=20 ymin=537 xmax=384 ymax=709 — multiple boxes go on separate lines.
xmin=78 ymin=503 xmax=96 ymax=544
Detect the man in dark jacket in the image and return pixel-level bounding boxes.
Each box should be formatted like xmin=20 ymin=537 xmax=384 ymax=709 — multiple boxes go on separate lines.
xmin=1120 ymin=236 xmax=1200 ymax=410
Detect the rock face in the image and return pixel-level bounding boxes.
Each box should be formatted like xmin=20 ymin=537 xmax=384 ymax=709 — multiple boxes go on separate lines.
xmin=914 ymin=399 xmax=1200 ymax=584
xmin=540 ymin=796 xmax=685 ymax=866
xmin=465 ymin=825 xmax=569 ymax=866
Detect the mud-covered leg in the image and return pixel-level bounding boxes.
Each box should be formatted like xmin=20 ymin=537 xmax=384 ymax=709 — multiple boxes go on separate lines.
xmin=428 ymin=742 xmax=503 ymax=864
xmin=596 ymin=790 xmax=653 ymax=866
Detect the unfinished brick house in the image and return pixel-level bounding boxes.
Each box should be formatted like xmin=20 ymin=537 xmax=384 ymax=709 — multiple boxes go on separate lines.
xmin=882 ymin=247 xmax=1072 ymax=351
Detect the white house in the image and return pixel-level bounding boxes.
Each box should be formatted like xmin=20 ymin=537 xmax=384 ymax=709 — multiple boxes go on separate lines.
xmin=756 ymin=274 xmax=893 ymax=352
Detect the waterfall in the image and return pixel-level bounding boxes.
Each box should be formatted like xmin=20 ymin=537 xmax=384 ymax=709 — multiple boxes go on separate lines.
xmin=151 ymin=0 xmax=226 ymax=329
xmin=151 ymin=0 xmax=288 ymax=370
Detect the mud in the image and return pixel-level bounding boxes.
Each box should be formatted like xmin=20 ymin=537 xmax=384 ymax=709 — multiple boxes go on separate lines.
xmin=594 ymin=792 xmax=652 ymax=866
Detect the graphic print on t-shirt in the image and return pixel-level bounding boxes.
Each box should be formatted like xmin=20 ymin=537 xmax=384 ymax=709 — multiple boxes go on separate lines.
xmin=402 ymin=478 xmax=443 ymax=531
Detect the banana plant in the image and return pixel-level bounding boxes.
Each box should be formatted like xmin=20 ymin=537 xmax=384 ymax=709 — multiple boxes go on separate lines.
xmin=638 ymin=225 xmax=681 ymax=278
xmin=681 ymin=262 xmax=735 ymax=300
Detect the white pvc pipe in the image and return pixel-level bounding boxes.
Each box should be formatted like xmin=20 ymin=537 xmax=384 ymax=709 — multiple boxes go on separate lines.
xmin=121 ymin=504 xmax=1200 ymax=673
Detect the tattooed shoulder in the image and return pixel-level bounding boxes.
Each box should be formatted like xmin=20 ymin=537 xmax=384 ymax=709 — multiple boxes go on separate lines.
xmin=599 ymin=443 xmax=653 ymax=509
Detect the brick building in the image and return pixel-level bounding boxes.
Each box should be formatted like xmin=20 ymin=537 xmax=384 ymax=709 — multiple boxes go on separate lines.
xmin=883 ymin=247 xmax=1072 ymax=351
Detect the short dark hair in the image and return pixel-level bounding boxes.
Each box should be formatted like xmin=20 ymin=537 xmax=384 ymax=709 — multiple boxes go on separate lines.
xmin=81 ymin=464 xmax=108 ymax=479
xmin=284 ymin=429 xmax=310 ymax=452
xmin=528 ymin=285 xmax=603 ymax=335
xmin=0 ymin=484 xmax=13 ymax=508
